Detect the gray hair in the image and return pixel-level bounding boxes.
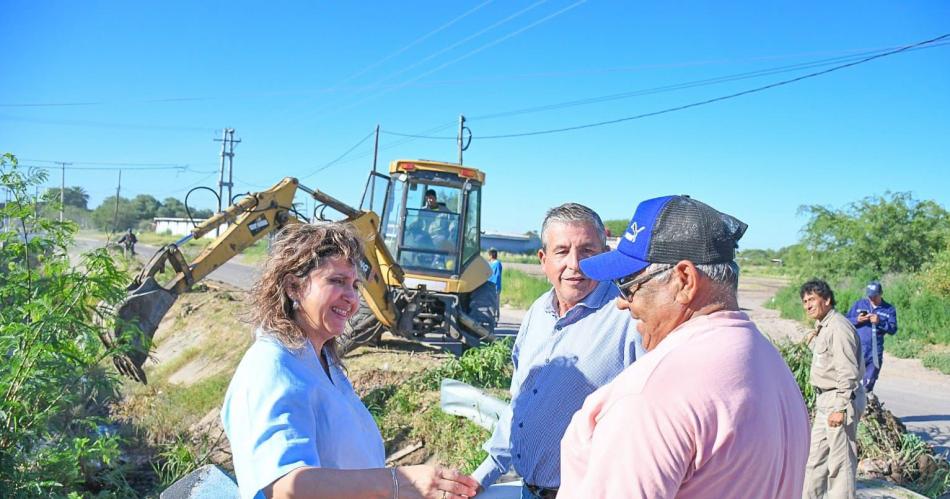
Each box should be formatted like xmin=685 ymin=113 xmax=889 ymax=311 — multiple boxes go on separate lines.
xmin=646 ymin=260 xmax=740 ymax=295
xmin=540 ymin=203 xmax=606 ymax=250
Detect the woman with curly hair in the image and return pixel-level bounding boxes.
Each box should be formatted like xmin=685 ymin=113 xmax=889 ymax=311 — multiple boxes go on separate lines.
xmin=222 ymin=222 xmax=478 ymax=499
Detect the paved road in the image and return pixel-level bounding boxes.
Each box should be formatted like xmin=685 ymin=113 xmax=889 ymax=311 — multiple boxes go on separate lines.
xmin=75 ymin=241 xmax=948 ymax=453
xmin=74 ymin=238 xmax=261 ymax=289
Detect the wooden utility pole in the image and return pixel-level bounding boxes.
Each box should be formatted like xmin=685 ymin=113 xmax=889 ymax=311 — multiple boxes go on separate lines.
xmin=57 ymin=162 xmax=69 ymax=222
xmin=111 ymin=170 xmax=122 ymax=234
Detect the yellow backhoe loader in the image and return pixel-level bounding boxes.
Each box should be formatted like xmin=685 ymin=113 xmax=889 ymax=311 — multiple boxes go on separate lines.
xmin=103 ymin=159 xmax=498 ymax=383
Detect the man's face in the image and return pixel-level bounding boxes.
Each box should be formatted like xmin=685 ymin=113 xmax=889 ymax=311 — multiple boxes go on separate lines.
xmin=869 ymin=294 xmax=882 ymax=306
xmin=538 ymin=221 xmax=603 ymax=314
xmin=802 ymin=292 xmax=833 ymax=321
xmin=616 ymin=267 xmax=684 ymax=351
xmin=425 ymin=194 xmax=437 ymax=209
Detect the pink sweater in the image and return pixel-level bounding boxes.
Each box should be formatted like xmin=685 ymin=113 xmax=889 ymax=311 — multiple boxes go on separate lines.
xmin=559 ymin=311 xmax=809 ymax=499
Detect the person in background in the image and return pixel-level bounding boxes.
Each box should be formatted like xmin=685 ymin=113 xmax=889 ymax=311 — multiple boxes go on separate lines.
xmin=472 ymin=203 xmax=642 ymax=499
xmin=117 ymin=228 xmax=137 ymax=256
xmin=487 ymin=248 xmax=503 ymax=320
xmin=559 ymin=195 xmax=809 ymax=499
xmin=846 ymin=280 xmax=897 ymax=392
xmin=801 ymin=279 xmax=866 ymax=499
xmin=221 ymin=222 xmax=478 ymax=499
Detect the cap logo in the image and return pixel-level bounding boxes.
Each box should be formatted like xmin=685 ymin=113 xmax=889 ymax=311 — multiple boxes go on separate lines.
xmin=624 ymin=222 xmax=646 ymax=242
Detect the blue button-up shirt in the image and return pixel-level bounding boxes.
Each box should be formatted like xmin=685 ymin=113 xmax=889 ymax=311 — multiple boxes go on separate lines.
xmin=846 ymin=297 xmax=898 ymax=362
xmin=472 ymin=280 xmax=643 ymax=488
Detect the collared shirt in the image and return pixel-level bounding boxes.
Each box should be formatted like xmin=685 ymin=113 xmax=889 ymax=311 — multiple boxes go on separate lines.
xmin=222 ymin=333 xmax=385 ymax=499
xmin=559 ymin=311 xmax=810 ymax=499
xmin=809 ymin=309 xmax=865 ymax=411
xmin=472 ymin=280 xmax=643 ymax=488
xmin=846 ymin=297 xmax=898 ymax=361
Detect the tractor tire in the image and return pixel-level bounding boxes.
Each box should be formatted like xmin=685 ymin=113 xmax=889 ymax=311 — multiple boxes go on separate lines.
xmin=466 ymin=281 xmax=499 ymax=336
xmin=338 ymin=298 xmax=384 ymax=356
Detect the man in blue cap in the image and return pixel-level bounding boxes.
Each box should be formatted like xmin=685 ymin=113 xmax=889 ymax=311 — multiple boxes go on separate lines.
xmin=846 ymin=281 xmax=898 ymax=391
xmin=559 ymin=195 xmax=809 ymax=498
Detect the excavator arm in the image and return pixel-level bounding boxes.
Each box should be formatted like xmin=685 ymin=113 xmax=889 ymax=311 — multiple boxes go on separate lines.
xmin=103 ymin=177 xmax=401 ymax=383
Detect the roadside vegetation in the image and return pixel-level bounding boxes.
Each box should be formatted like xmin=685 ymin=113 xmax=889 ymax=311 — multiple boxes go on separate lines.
xmin=761 ymin=193 xmax=950 ymax=374
xmin=499 ymin=268 xmax=550 ymax=310
xmin=0 ymin=154 xmax=139 ymax=496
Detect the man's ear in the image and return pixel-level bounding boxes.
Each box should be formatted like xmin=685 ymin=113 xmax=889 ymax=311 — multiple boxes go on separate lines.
xmin=672 ymin=260 xmax=699 ymax=305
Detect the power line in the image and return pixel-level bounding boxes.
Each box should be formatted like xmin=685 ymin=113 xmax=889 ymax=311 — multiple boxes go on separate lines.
xmin=317 ymin=0 xmax=586 ymax=119
xmin=383 ymin=33 xmax=949 ymax=141
xmin=21 ymin=164 xmax=189 ymax=171
xmin=22 ymin=158 xmax=189 ymax=167
xmin=334 ymin=0 xmax=497 ymax=87
xmin=299 ymin=129 xmax=377 ymax=181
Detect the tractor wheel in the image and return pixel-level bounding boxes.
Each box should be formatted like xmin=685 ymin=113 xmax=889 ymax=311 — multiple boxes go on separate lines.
xmin=466 ymin=281 xmax=498 ymax=336
xmin=338 ymin=298 xmax=384 ymax=356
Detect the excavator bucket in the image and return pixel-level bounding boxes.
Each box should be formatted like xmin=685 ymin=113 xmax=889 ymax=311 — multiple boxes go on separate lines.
xmin=101 ymin=276 xmax=178 ymax=383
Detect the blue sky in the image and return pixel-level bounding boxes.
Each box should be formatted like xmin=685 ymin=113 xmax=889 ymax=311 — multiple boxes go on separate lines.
xmin=2 ymin=1 xmax=948 ymax=249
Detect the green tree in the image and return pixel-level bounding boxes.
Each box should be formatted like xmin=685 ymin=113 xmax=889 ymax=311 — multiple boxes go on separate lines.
xmin=43 ymin=186 xmax=89 ymax=209
xmin=130 ymin=194 xmax=160 ymax=221
xmin=604 ymin=219 xmax=628 ymax=238
xmin=91 ymin=195 xmax=135 ymax=231
xmin=0 ymin=153 xmax=136 ymax=495
xmin=157 ymin=197 xmax=187 ymax=218
xmin=798 ymin=192 xmax=950 ymax=278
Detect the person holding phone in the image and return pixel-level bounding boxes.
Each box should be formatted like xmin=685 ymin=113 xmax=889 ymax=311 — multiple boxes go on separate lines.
xmin=846 ymin=281 xmax=898 ymax=391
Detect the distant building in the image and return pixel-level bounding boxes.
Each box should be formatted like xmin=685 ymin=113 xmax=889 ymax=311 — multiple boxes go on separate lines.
xmin=154 ymin=217 xmax=205 ymax=236
xmin=481 ymin=231 xmax=541 ymax=254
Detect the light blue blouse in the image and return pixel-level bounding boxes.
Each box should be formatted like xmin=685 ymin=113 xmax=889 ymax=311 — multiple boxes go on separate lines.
xmin=221 ymin=333 xmax=385 ymax=499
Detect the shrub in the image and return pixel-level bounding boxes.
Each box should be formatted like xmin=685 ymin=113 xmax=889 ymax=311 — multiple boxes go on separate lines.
xmin=0 ymin=153 xmax=136 ymax=495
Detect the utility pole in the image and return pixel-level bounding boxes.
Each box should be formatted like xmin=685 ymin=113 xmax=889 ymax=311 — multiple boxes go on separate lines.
xmin=112 ymin=170 xmax=122 ymax=235
xmin=215 ymin=128 xmax=240 ymax=235
xmin=457 ymin=115 xmax=466 ymax=165
xmin=216 ymin=128 xmax=241 ymax=209
xmin=57 ymin=161 xmax=70 ymax=222
xmin=370 ymin=124 xmax=380 ymax=210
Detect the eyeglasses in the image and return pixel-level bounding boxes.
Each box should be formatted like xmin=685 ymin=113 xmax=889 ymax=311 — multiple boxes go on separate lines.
xmin=614 ymin=266 xmax=671 ymax=301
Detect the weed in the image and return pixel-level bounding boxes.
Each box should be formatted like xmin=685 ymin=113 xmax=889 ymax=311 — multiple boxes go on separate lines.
xmin=921 ymin=348 xmax=950 ymax=375
xmin=773 ymin=338 xmax=816 ymax=413
xmin=151 ymin=437 xmax=200 ymax=490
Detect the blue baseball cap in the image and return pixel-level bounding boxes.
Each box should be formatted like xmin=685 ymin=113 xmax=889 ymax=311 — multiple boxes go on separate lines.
xmin=866 ymin=281 xmax=883 ymax=297
xmin=580 ymin=195 xmax=748 ymax=281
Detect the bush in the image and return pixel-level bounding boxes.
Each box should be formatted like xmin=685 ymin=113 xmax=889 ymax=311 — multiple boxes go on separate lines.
xmin=0 ymin=154 xmax=136 ymax=495
xmin=919 ymin=246 xmax=950 ymax=298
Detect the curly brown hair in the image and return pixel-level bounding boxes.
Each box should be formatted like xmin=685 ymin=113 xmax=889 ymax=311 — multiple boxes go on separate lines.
xmin=249 ymin=222 xmax=364 ymax=362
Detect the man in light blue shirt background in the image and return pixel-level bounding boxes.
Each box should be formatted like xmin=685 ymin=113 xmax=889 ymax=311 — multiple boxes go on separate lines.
xmin=488 ymin=248 xmax=503 ymax=320
xmin=472 ymin=203 xmax=643 ymax=499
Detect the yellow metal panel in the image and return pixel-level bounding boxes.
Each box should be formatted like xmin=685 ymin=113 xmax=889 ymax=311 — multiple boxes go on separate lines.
xmin=389 ymin=159 xmax=486 ymax=184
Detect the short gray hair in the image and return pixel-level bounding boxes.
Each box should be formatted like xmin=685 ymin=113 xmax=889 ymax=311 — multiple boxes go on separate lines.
xmin=645 ymin=261 xmax=740 ymax=294
xmin=540 ymin=203 xmax=606 ymax=250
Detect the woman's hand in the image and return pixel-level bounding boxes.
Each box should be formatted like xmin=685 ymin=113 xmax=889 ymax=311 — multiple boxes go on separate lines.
xmin=397 ymin=465 xmax=480 ymax=498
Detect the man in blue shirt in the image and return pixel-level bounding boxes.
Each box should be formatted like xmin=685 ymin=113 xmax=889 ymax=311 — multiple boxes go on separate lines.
xmin=473 ymin=203 xmax=643 ymax=499
xmin=846 ymin=281 xmax=898 ymax=391
xmin=488 ymin=248 xmax=503 ymax=320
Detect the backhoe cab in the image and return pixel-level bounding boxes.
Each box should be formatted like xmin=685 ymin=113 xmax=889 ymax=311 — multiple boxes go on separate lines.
xmin=348 ymin=160 xmax=496 ymax=353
